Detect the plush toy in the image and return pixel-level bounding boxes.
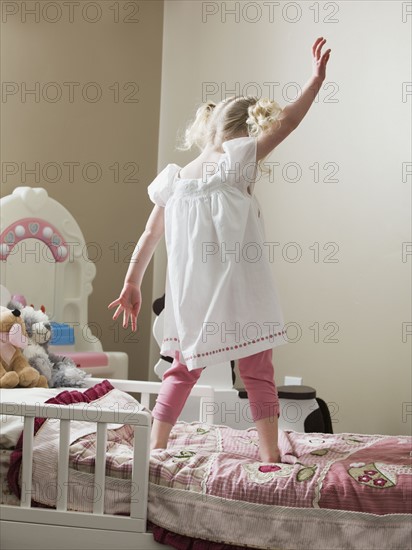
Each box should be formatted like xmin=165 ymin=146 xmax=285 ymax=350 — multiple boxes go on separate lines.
xmin=47 ymin=349 xmax=91 ymax=388
xmin=0 ymin=306 xmax=48 ymax=388
xmin=10 ymin=303 xmax=91 ymax=388
xmin=17 ymin=305 xmax=53 ymax=383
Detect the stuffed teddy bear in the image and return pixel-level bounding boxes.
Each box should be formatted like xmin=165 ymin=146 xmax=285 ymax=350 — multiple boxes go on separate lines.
xmin=10 ymin=303 xmax=91 ymax=388
xmin=0 ymin=306 xmax=48 ymax=388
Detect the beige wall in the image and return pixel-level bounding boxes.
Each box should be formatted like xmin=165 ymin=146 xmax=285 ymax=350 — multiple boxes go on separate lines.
xmin=1 ymin=0 xmax=164 ymax=381
xmin=154 ymin=1 xmax=411 ymax=436
xmin=2 ymin=1 xmax=410 ymax=437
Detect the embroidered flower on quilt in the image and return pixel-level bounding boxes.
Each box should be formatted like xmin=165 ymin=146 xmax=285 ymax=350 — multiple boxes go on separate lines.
xmin=172 ymin=449 xmax=197 ymax=463
xmin=373 ymin=478 xmax=388 ymax=487
xmin=259 ymin=464 xmax=281 ymax=473
xmin=358 ymin=474 xmax=372 ymax=483
xmin=348 ymin=461 xmax=412 ymax=489
xmin=243 ymin=462 xmax=294 ymax=484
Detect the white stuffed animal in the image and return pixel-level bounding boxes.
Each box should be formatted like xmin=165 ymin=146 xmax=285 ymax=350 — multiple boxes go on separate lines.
xmin=18 ymin=306 xmax=53 ymax=382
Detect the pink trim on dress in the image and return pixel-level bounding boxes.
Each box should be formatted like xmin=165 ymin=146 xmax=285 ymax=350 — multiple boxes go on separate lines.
xmin=163 ymin=329 xmax=287 ymax=361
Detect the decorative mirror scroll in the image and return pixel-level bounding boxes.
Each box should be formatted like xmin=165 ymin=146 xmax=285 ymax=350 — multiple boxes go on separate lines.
xmin=0 ymin=217 xmax=69 ymax=262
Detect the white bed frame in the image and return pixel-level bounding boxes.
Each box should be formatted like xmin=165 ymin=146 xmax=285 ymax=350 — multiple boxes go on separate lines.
xmin=0 ymin=377 xmax=216 ymax=550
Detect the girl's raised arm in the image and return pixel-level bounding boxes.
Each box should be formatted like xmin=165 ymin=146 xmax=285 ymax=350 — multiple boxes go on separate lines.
xmin=256 ymin=37 xmax=331 ymax=162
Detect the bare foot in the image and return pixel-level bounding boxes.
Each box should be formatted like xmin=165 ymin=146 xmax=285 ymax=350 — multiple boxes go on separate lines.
xmin=260 ymin=448 xmax=281 ymax=463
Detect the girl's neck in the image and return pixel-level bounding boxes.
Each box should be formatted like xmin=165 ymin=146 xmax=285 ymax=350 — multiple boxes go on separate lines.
xmin=201 ymin=142 xmax=224 ymax=155
xmin=202 ymin=132 xmax=249 ymax=155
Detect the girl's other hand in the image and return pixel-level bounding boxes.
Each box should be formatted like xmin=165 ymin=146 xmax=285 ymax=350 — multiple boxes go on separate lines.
xmin=108 ymin=282 xmax=141 ymax=332
xmin=312 ymin=37 xmax=331 ymax=81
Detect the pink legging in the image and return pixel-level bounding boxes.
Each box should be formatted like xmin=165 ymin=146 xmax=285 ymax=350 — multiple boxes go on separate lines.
xmin=151 ymin=348 xmax=279 ymax=425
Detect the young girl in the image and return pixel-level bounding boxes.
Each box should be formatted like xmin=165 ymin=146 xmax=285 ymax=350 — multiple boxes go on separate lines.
xmin=108 ymin=37 xmax=331 ymax=463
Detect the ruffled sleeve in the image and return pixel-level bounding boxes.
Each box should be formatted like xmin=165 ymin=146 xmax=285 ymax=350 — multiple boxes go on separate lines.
xmin=221 ymin=136 xmax=258 ymax=196
xmin=147 ymin=164 xmax=178 ymax=207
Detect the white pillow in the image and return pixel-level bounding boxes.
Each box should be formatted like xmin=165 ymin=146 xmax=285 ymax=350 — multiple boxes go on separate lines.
xmin=0 ymin=387 xmax=89 ymax=449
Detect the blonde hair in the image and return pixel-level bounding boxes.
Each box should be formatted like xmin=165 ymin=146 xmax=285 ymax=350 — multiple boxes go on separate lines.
xmin=176 ymin=96 xmax=284 ymax=176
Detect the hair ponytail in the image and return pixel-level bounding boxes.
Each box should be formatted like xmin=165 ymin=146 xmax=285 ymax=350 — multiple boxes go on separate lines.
xmin=176 ymin=101 xmax=216 ymax=152
xmin=246 ymin=98 xmax=284 ymax=137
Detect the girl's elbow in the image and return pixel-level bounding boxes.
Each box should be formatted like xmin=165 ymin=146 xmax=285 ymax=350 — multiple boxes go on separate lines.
xmin=145 ymin=225 xmax=164 ymax=242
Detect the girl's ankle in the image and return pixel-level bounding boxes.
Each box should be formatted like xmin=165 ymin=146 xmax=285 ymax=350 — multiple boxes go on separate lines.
xmin=260 ymin=446 xmax=281 ymax=463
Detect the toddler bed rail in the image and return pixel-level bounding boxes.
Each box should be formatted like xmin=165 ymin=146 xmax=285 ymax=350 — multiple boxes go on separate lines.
xmin=82 ymin=377 xmax=217 ymax=424
xmin=0 ymin=379 xmax=216 ymax=550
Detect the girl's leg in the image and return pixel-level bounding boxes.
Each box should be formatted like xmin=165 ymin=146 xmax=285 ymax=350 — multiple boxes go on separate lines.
xmin=237 ymin=348 xmax=281 ymax=463
xmin=151 ymin=351 xmax=203 ymax=450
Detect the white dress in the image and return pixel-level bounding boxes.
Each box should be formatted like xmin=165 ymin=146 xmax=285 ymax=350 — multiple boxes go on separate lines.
xmin=147 ymin=136 xmax=287 ymax=371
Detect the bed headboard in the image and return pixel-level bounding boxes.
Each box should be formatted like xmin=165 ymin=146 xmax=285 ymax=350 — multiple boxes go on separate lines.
xmin=0 ymin=186 xmax=101 ymax=352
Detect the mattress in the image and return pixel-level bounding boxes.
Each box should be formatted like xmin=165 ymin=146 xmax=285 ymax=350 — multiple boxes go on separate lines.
xmin=148 ymin=425 xmax=412 ymax=549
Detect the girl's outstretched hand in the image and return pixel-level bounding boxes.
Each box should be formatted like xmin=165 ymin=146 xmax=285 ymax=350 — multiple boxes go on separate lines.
xmin=312 ymin=37 xmax=331 ymax=81
xmin=108 ymin=282 xmax=141 ymax=332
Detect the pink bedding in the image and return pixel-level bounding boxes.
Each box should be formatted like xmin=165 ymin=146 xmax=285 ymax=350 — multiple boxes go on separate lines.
xmin=152 ymin=423 xmax=412 ymax=515
xmin=4 ymin=380 xmax=412 ymax=550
